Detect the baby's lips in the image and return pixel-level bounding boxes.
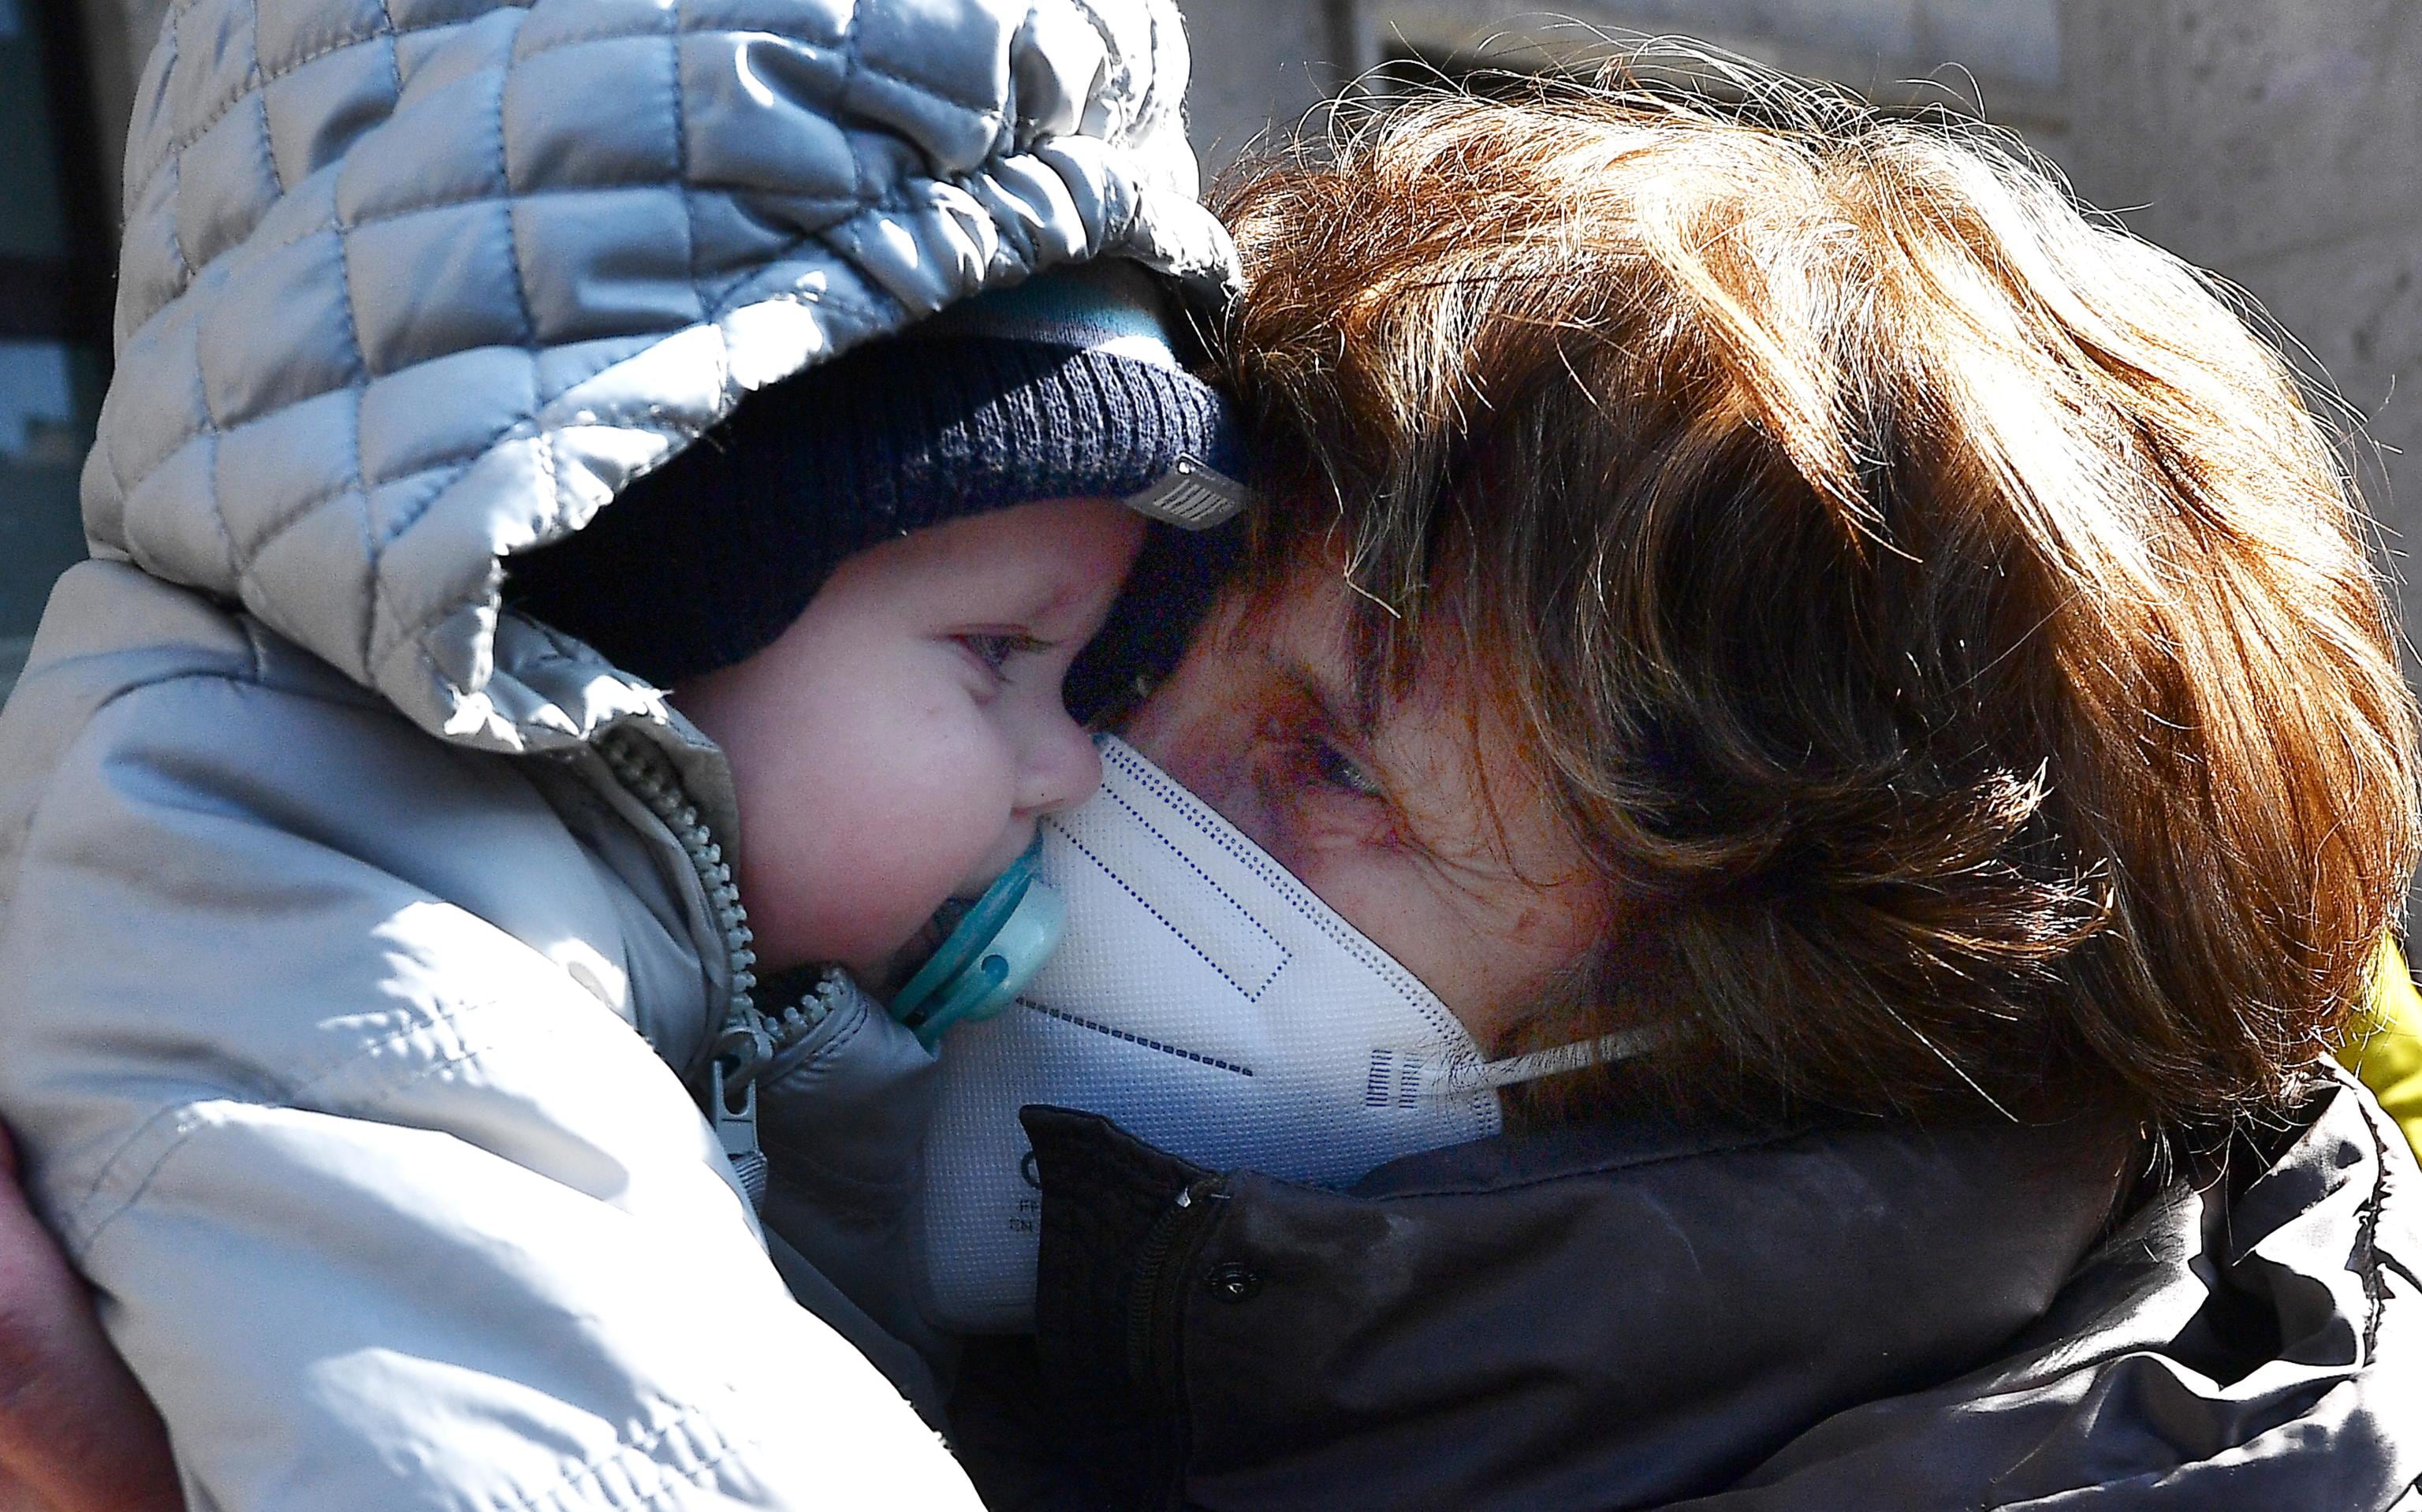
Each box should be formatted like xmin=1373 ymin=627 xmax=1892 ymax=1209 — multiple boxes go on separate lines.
xmin=956 ymin=825 xmax=1042 ymax=903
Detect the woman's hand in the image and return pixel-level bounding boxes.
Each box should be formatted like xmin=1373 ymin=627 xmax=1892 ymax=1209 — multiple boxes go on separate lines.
xmin=0 ymin=1123 xmax=180 ymax=1512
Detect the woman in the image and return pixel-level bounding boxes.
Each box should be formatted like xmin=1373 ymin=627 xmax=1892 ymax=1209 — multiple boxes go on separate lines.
xmin=948 ymin=80 xmax=2422 ymax=1508
xmin=7 ymin=67 xmax=2422 ymax=1512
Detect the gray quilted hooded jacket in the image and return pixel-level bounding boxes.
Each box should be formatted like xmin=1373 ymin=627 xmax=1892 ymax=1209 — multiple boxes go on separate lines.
xmin=0 ymin=0 xmax=1234 ymax=1506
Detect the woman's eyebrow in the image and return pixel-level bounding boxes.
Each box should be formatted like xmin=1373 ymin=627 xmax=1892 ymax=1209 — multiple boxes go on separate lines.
xmin=1272 ymin=651 xmax=1381 ymax=743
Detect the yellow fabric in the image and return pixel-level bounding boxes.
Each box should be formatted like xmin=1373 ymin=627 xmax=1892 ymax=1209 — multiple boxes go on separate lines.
xmin=2342 ymin=936 xmax=2422 ymax=1160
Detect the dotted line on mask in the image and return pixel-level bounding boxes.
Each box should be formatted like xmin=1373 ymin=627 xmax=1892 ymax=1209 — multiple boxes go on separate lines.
xmin=1017 ymin=999 xmax=1256 ymax=1078
xmin=1058 ymin=822 xmax=1287 ymax=1002
xmin=1106 ymin=743 xmax=1469 ymax=1048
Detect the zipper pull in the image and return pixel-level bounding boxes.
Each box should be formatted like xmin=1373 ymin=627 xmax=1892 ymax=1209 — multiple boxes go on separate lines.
xmin=710 ymin=1019 xmax=773 ymax=1209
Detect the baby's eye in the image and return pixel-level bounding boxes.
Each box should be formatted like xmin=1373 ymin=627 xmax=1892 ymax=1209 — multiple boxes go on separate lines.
xmin=958 ymin=632 xmax=1052 ymax=676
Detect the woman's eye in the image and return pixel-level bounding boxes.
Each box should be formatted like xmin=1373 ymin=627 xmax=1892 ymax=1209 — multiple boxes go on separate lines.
xmin=1306 ymin=736 xmax=1384 ymax=799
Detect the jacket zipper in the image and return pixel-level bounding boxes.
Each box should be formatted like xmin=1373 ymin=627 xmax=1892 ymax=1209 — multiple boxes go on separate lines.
xmin=595 ymin=727 xmax=844 ymax=1206
xmin=1125 ymin=1175 xmax=1228 ymax=1509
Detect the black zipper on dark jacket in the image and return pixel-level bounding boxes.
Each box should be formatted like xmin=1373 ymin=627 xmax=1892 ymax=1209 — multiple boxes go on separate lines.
xmin=1124 ymin=1176 xmax=1229 ymax=1510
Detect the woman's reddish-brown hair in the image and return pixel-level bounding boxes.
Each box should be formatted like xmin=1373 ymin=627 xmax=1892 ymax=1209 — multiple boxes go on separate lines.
xmin=1213 ymin=69 xmax=2421 ymax=1126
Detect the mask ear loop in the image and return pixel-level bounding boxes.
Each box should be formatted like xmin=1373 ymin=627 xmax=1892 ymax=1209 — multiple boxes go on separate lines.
xmin=1422 ymin=1028 xmax=1665 ymax=1097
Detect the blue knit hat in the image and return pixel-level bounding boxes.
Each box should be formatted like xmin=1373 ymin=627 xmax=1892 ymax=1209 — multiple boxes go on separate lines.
xmin=509 ymin=262 xmax=1246 ymax=691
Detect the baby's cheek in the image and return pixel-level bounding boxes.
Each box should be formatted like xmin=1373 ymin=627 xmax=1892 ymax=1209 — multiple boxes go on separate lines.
xmin=739 ymin=786 xmax=990 ymax=976
xmin=821 ymin=878 xmax=952 ymax=978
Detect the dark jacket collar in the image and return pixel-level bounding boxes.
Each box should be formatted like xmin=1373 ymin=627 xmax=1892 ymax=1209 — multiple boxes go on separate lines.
xmin=966 ymin=1071 xmax=2417 ymax=1511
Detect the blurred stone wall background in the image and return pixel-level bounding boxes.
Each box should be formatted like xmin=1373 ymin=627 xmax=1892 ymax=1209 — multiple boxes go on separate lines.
xmin=38 ymin=0 xmax=2422 ymax=682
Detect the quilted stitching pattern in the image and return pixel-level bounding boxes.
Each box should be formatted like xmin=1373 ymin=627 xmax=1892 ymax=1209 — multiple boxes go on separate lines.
xmin=88 ymin=0 xmax=1236 ymax=751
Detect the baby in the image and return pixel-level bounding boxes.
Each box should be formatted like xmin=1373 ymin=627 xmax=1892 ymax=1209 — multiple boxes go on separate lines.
xmin=0 ymin=0 xmax=1243 ymax=1503
xmin=0 ymin=261 xmax=1240 ymax=1508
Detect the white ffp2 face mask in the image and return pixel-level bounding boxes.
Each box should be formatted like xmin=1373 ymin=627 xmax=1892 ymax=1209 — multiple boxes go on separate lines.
xmin=910 ymin=736 xmax=1648 ymax=1334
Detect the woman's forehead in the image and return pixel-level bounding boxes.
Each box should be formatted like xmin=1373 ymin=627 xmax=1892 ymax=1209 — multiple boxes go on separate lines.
xmin=1216 ymin=549 xmax=1459 ymax=729
xmin=1217 ymin=566 xmax=1552 ymax=818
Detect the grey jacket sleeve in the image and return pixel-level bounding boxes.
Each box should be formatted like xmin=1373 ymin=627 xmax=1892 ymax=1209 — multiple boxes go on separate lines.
xmin=0 ymin=672 xmax=981 ymax=1510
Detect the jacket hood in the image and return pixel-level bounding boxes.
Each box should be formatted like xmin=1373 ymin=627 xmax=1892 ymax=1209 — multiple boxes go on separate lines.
xmin=83 ymin=0 xmax=1239 ymax=753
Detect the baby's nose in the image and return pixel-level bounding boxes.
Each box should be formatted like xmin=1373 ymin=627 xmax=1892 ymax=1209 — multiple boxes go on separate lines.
xmin=1017 ymin=714 xmax=1104 ymax=817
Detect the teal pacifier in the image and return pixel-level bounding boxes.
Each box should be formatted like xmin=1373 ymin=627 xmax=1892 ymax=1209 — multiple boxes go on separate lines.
xmin=887 ymin=835 xmax=1065 ymax=1048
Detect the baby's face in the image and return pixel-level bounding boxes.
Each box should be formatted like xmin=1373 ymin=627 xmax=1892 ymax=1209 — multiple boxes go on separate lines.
xmin=676 ymin=497 xmax=1145 ymax=981
xmin=1122 ymin=560 xmax=1616 ymax=1049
